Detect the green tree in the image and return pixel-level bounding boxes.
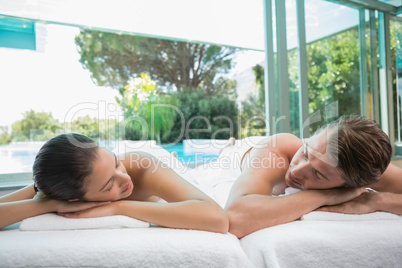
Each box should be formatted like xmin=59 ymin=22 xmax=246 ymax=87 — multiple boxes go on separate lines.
xmin=0 ymin=126 xmax=12 ymax=144
xmin=65 ymin=115 xmax=120 ymax=141
xmin=240 ymin=64 xmax=266 ymax=137
xmin=305 ymin=27 xmax=360 ymax=118
xmin=67 ymin=115 xmax=100 ymax=139
xmin=75 ymin=30 xmax=238 ymax=96
xmin=242 ymin=27 xmax=362 ymax=136
xmin=164 ymin=88 xmax=238 ymax=143
xmin=116 ymin=73 xmax=176 ymax=143
xmin=11 ymin=110 xmax=62 ymax=141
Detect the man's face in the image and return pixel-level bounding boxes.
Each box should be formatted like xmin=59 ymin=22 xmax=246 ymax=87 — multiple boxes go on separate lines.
xmin=285 ymin=130 xmax=345 ymax=190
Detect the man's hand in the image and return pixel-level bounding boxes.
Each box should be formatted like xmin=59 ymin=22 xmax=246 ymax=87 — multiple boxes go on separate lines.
xmin=317 ymin=191 xmax=379 ymax=214
xmin=318 ymin=186 xmax=368 ymax=207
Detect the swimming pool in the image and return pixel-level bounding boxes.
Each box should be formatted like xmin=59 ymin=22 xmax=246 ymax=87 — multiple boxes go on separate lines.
xmin=161 ymin=143 xmax=219 ymax=165
xmin=0 ymin=142 xmax=219 ymax=174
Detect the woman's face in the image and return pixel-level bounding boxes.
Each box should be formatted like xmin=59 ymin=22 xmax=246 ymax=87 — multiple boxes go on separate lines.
xmin=285 ymin=130 xmax=345 ymax=190
xmin=83 ymin=148 xmax=133 ymax=201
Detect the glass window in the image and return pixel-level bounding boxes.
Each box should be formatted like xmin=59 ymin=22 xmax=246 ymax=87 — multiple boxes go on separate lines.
xmin=0 ymin=17 xmax=263 ymax=186
xmin=0 ymin=21 xmax=120 ymax=184
xmin=304 ymin=0 xmax=360 ymax=132
xmin=391 ymin=18 xmax=402 ymax=152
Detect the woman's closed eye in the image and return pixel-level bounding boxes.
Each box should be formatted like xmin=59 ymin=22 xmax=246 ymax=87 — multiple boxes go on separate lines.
xmin=107 ymin=177 xmax=115 ymax=191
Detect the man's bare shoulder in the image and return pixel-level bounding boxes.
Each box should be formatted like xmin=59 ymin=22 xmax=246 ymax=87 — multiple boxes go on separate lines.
xmin=253 ymin=133 xmax=301 ymax=156
xmin=242 ymin=133 xmax=300 ymax=176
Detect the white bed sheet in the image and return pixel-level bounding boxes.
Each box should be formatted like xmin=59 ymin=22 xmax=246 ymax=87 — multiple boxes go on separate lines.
xmin=241 ymin=219 xmax=402 ymax=268
xmin=0 ymin=227 xmax=253 ymax=268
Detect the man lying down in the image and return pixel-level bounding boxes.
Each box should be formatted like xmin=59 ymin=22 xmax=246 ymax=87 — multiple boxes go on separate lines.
xmin=217 ymin=115 xmax=402 ymax=238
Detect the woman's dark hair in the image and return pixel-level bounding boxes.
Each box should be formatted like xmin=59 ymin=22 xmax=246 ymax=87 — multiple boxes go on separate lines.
xmin=316 ymin=115 xmax=392 ymax=187
xmin=33 ymin=133 xmax=99 ymax=200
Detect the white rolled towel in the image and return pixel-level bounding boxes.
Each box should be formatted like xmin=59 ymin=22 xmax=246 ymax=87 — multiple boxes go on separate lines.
xmin=20 ymin=213 xmax=150 ymax=231
xmin=301 ymin=211 xmax=402 ymax=221
xmin=277 ymin=187 xmax=401 ymax=221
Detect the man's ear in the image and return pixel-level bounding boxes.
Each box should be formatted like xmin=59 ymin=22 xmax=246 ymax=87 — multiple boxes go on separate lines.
xmin=68 ymin=199 xmax=79 ymax=202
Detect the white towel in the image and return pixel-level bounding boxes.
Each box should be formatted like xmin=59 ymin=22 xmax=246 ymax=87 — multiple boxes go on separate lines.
xmin=274 ymin=187 xmax=401 ymax=221
xmin=301 ymin=211 xmax=402 ymax=221
xmin=241 ymin=219 xmax=402 ymax=268
xmin=1 ymin=228 xmax=253 ymax=268
xmin=20 ymin=213 xmax=150 ymax=231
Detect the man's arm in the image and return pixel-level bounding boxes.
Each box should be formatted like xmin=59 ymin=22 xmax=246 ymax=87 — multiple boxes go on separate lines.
xmin=371 ymin=163 xmax=402 ymax=193
xmin=319 ymin=163 xmax=402 ymax=215
xmin=225 ymin=134 xmax=366 ymax=238
xmin=366 ymin=162 xmax=402 ymax=215
xmin=226 ymin=163 xmax=366 ymax=238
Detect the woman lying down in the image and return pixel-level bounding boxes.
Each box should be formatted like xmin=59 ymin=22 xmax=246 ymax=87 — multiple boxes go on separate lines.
xmin=0 ymin=133 xmax=228 ymax=233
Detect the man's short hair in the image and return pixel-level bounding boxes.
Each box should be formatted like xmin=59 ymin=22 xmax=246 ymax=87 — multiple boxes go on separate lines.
xmin=318 ymin=115 xmax=392 ymax=187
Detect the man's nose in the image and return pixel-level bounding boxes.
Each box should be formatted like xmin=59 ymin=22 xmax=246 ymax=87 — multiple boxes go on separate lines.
xmin=292 ymin=161 xmax=310 ymax=180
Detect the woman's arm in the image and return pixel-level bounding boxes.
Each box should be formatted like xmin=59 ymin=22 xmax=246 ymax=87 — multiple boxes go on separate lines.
xmin=61 ymin=153 xmax=229 ymax=234
xmin=0 ymin=184 xmax=111 ymax=229
xmin=119 ymin=158 xmax=228 ymax=233
xmin=0 ymin=183 xmax=36 ymax=203
xmin=0 ymin=183 xmax=45 ymax=229
xmin=0 ymin=198 xmax=60 ymax=229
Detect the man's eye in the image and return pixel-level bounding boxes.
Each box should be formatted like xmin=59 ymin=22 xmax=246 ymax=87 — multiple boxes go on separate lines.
xmin=314 ymin=171 xmax=321 ymax=180
xmin=302 ymin=148 xmax=308 ymax=160
xmin=301 ymin=141 xmax=309 ymax=161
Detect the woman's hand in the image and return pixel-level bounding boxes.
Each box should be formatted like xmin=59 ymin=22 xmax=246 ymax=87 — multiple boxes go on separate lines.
xmin=57 ymin=201 xmax=116 ymax=218
xmin=33 ymin=192 xmax=111 ymax=214
xmin=56 ymin=200 xmax=111 ymax=214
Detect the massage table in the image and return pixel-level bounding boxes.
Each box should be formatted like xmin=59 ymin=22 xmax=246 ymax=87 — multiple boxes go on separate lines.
xmin=1 ymin=212 xmax=402 ymax=267
xmin=242 ymin=213 xmax=402 ymax=267
xmin=0 ymin=224 xmax=252 ymax=268
xmin=2 ymin=142 xmax=402 ymax=267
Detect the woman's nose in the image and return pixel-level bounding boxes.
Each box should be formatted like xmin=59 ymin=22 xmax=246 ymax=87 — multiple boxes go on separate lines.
xmin=117 ymin=171 xmax=131 ymax=184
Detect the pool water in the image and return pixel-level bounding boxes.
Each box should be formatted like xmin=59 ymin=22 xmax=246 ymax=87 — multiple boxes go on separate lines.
xmin=161 ymin=143 xmax=219 ymax=165
xmin=0 ymin=142 xmax=218 ymax=174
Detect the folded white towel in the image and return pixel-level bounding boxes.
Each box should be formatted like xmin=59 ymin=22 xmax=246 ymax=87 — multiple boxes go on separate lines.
xmin=301 ymin=211 xmax=402 ymax=221
xmin=20 ymin=213 xmax=150 ymax=231
xmin=275 ymin=187 xmax=402 ymax=221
